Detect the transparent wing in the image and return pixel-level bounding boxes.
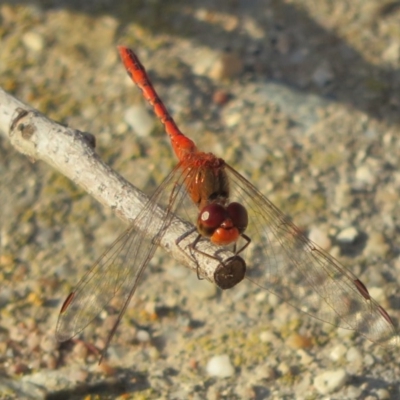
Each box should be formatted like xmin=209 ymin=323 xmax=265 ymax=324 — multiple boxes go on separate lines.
xmin=225 ymin=164 xmax=399 ymax=347
xmin=56 ymin=162 xmax=193 ymax=345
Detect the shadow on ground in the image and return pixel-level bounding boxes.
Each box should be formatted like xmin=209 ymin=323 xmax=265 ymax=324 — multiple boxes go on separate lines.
xmin=5 ymin=0 xmax=400 ymax=127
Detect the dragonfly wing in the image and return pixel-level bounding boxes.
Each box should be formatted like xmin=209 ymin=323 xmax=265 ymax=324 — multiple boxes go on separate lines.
xmin=226 ymin=164 xmax=399 ymax=347
xmin=56 ymin=162 xmax=192 ymax=343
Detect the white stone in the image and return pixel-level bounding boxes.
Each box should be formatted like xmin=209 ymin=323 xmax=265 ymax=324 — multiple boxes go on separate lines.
xmin=355 ymin=164 xmax=375 ymax=186
xmin=382 ymin=42 xmax=400 ymax=63
xmin=364 ymin=232 xmax=389 ymax=258
xmin=363 ymin=353 xmax=375 ymax=367
xmin=376 ymin=388 xmax=391 ymax=400
xmin=329 ymin=343 xmax=347 ymax=361
xmin=186 ymin=274 xmax=217 ymax=300
xmin=313 ymin=369 xmax=348 ymax=394
xmin=206 ymin=354 xmax=235 ymax=378
xmin=297 ymin=349 xmax=313 ymax=365
xmin=259 ymin=330 xmax=278 ymax=344
xmin=295 ymin=373 xmax=312 ymax=393
xmin=308 ymin=226 xmax=331 ymax=250
xmin=22 ymin=31 xmax=45 ymax=52
xmin=346 ymin=347 xmax=363 ymax=372
xmin=277 ymin=362 xmax=290 ymax=375
xmin=336 ymin=226 xmax=358 ymax=243
xmin=124 ymin=105 xmax=155 ymax=137
xmin=136 ymin=329 xmax=150 ymax=342
xmin=367 ymin=286 xmax=385 ymax=303
xmin=346 ymin=347 xmax=362 ymax=363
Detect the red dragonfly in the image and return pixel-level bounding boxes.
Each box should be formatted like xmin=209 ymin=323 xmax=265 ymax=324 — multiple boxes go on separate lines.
xmin=56 ymin=46 xmax=399 ymax=359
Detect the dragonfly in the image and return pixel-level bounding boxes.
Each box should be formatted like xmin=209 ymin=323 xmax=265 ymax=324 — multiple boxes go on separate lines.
xmin=56 ymin=46 xmax=399 ymax=360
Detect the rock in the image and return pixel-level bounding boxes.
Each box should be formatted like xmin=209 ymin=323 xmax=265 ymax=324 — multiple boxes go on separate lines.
xmin=313 ymin=369 xmax=348 ymax=394
xmin=364 ymin=232 xmax=389 ymax=257
xmin=124 ymin=105 xmax=155 ymax=137
xmin=308 ymin=226 xmax=331 ymax=250
xmin=336 ymin=226 xmax=358 ymax=243
xmin=206 ymin=354 xmax=235 ymax=378
xmin=186 ymin=273 xmax=217 ymax=300
xmin=208 ymin=50 xmax=243 ymax=80
xmin=136 ymin=329 xmax=151 ymax=343
xmin=329 ymin=343 xmax=347 ymax=361
xmin=22 ymin=31 xmax=45 ymax=52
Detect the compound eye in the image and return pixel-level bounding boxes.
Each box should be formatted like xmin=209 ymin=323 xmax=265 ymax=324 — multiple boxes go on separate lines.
xmin=227 ymin=202 xmax=248 ymax=233
xmin=199 ymin=204 xmax=226 ymax=230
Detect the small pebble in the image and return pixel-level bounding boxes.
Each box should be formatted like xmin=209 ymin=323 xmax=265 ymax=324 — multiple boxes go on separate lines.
xmin=346 ymin=347 xmax=363 ymax=373
xmin=212 ymin=90 xmax=230 ymax=105
xmin=188 ymin=358 xmax=199 ymax=371
xmin=369 ymin=286 xmax=385 ymax=302
xmin=253 ymin=364 xmax=277 ymax=380
xmin=97 ymin=361 xmax=116 ymax=376
xmin=346 ymin=346 xmax=362 ymax=362
xmin=286 ymin=333 xmax=312 ymax=349
xmin=8 ymin=325 xmax=25 ymax=342
xmin=364 ymin=232 xmax=389 ymax=257
xmin=255 ymin=291 xmax=268 ymax=302
xmin=207 ymin=385 xmax=221 ymax=400
xmin=144 ymin=301 xmax=157 ymax=316
xmin=267 ymin=292 xmax=280 ymax=308
xmin=277 ymin=362 xmax=290 ymax=375
xmin=136 ymin=329 xmax=151 ymax=342
xmin=42 ymin=354 xmax=57 ymax=370
xmin=26 ymin=332 xmax=41 ymax=351
xmin=40 ymin=333 xmax=58 ymax=353
xmin=186 ymin=274 xmax=217 ymax=300
xmin=22 ymin=31 xmax=45 ymax=52
xmin=313 ymin=369 xmax=348 ymax=394
xmin=297 ymin=349 xmax=313 ymax=365
xmin=295 ymin=373 xmax=311 ymax=393
xmin=69 ymin=368 xmax=89 ymax=383
xmin=355 ymin=164 xmax=376 ymax=187
xmin=308 ymin=226 xmax=331 ymax=250
xmin=364 ymin=353 xmax=375 ymax=367
xmin=382 ymin=42 xmax=400 ymax=64
xmin=224 ymin=111 xmax=241 ymax=127
xmin=346 ymin=385 xmax=363 ymax=398
xmin=333 ymin=182 xmax=352 ymax=211
xmin=336 ymin=226 xmax=358 ymax=243
xmin=124 ymin=105 xmax=155 ymax=137
xmin=206 ymin=354 xmax=235 ymax=378
xmin=376 ymin=388 xmax=391 ymax=400
xmin=329 ymin=343 xmax=347 ymax=361
xmin=208 ymin=51 xmax=243 ymax=80
xmin=259 ymin=331 xmax=278 ymax=344
xmin=72 ymin=340 xmax=89 ymax=359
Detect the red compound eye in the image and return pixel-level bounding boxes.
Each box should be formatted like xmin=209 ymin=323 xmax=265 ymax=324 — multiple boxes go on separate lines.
xmin=227 ymin=202 xmax=248 ymax=233
xmin=199 ymin=204 xmax=227 ymax=230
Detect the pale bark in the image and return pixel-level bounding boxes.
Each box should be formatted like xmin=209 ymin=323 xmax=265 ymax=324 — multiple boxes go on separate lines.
xmin=0 ymin=88 xmax=244 ymax=288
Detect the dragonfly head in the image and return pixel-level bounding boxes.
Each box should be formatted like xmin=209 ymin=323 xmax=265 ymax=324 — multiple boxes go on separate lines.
xmin=197 ymin=202 xmax=248 ymax=245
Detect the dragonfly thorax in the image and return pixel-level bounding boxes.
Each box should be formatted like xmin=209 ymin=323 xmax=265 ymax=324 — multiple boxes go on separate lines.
xmin=183 ymin=154 xmax=230 ymax=209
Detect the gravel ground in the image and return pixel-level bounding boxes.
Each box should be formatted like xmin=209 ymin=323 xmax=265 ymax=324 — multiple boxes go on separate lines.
xmin=1 ymin=1 xmax=400 ymax=399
